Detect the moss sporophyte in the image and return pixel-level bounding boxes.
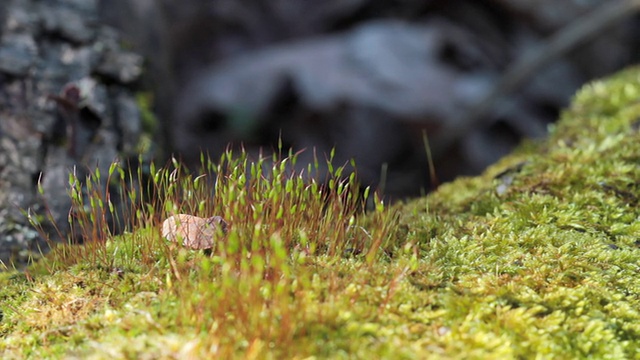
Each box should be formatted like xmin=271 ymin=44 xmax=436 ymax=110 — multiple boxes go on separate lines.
xmin=2 ymin=67 xmax=640 ymax=358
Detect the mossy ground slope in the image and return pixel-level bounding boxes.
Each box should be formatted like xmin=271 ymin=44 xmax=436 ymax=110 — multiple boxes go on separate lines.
xmin=2 ymin=67 xmax=640 ymax=359
xmin=399 ymin=66 xmax=640 ymax=358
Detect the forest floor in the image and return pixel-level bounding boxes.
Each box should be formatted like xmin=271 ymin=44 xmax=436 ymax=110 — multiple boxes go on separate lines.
xmin=2 ymin=67 xmax=640 ymax=359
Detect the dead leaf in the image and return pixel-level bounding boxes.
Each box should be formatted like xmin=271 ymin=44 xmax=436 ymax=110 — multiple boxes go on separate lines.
xmin=161 ymin=214 xmax=228 ymax=250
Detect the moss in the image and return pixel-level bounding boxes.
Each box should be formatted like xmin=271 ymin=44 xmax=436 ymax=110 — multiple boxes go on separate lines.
xmin=398 ymin=66 xmax=640 ymax=358
xmin=2 ymin=67 xmax=640 ymax=358
xmin=134 ymin=91 xmax=159 ymax=155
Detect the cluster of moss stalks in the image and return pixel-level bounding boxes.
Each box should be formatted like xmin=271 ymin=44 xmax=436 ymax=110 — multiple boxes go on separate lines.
xmin=2 ymin=67 xmax=640 ymax=358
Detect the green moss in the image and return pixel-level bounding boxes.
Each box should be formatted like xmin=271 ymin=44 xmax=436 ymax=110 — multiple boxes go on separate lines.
xmin=398 ymin=66 xmax=640 ymax=358
xmin=3 ymin=67 xmax=640 ymax=358
xmin=135 ymin=92 xmax=159 ymax=155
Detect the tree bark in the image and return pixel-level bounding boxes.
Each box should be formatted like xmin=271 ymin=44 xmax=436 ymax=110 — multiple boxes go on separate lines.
xmin=0 ymin=0 xmax=146 ymax=268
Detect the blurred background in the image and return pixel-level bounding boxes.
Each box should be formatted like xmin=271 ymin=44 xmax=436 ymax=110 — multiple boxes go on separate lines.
xmin=100 ymin=0 xmax=640 ymax=199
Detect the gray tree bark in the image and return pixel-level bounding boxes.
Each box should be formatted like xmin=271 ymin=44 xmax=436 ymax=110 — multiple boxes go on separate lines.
xmin=0 ymin=0 xmax=146 ymax=268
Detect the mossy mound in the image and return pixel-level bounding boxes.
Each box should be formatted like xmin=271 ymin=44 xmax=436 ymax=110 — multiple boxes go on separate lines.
xmin=2 ymin=67 xmax=640 ymax=359
xmin=397 ymin=66 xmax=640 ymax=358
